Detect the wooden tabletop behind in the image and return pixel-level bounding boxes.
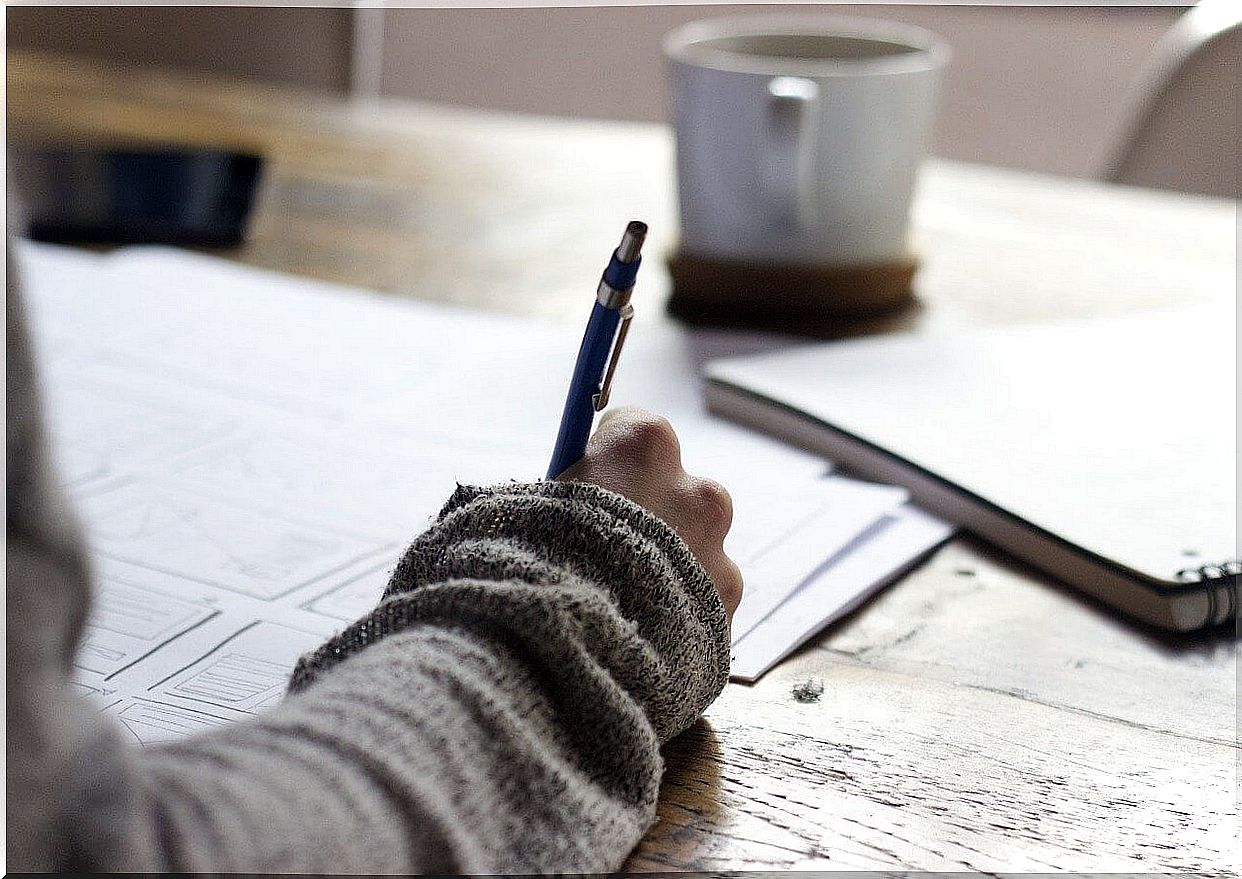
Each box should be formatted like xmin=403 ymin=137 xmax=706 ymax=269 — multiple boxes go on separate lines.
xmin=8 ymin=51 xmax=1238 ymax=872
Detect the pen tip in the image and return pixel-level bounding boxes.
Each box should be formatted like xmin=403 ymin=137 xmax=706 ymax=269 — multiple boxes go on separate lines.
xmin=617 ymin=220 xmax=648 ymax=263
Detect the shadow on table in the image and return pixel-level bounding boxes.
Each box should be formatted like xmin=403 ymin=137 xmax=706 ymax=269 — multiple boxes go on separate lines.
xmin=625 ymin=716 xmax=724 ymax=871
xmin=962 ymin=534 xmax=1240 ymax=656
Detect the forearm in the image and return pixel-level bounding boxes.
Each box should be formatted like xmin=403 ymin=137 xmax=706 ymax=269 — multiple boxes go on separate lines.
xmin=9 ymin=255 xmax=728 ymax=872
xmin=136 ymin=622 xmax=658 ymax=873
xmin=126 ymin=481 xmax=728 ymax=873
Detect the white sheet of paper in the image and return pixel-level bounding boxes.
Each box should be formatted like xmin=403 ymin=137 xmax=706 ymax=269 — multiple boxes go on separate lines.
xmin=729 ymin=504 xmax=954 ymax=682
xmin=17 ymin=240 xmax=950 ymax=733
xmin=727 ymin=479 xmax=908 ymax=642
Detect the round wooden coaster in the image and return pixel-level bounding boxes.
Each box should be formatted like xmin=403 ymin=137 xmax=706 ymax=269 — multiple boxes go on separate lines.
xmin=667 ymin=249 xmax=919 ymax=335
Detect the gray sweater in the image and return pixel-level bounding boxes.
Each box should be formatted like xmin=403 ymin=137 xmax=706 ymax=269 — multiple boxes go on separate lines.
xmin=6 ymin=266 xmax=730 ymax=873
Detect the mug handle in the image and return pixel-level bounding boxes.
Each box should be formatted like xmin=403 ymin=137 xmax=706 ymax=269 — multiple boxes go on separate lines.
xmin=764 ymin=76 xmax=819 ymax=230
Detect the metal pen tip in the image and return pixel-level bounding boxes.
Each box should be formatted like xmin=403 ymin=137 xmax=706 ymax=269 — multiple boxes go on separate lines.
xmin=616 ymin=220 xmax=648 ymax=263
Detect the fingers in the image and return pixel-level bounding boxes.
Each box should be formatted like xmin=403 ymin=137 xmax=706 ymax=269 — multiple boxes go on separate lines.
xmin=591 ymin=406 xmax=681 ymax=470
xmin=704 ymin=553 xmax=744 ymax=617
xmin=559 ymin=406 xmax=744 ymax=623
xmin=675 ymin=476 xmax=739 ymax=616
xmin=682 ymin=476 xmax=733 ymax=541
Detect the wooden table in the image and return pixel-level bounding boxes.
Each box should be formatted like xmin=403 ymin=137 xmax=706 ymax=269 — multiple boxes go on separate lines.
xmin=8 ymin=52 xmax=1238 ymax=873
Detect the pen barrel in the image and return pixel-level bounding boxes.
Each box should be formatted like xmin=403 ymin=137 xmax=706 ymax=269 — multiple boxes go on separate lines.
xmin=547 ymin=301 xmax=622 ymax=479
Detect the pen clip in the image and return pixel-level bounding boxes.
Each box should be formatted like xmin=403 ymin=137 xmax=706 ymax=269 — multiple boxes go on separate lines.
xmin=592 ymin=304 xmax=634 ymax=412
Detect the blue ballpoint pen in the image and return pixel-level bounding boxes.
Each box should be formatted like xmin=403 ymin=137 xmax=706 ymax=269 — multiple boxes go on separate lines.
xmin=546 ymin=220 xmax=647 ymax=479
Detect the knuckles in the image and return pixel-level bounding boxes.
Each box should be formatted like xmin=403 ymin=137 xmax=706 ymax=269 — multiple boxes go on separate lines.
xmin=717 ymin=557 xmax=744 ymax=613
xmin=590 ymin=408 xmax=745 ymax=618
xmin=684 ymin=477 xmax=733 ymax=532
xmin=605 ymin=413 xmax=681 ymax=466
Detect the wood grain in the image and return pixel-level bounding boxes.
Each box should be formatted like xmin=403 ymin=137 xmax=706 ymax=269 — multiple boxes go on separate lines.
xmin=7 ymin=51 xmax=1237 ymax=873
xmin=632 ymin=540 xmax=1236 ymax=872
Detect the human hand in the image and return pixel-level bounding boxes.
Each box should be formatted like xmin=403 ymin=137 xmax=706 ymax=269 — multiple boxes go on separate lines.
xmin=557 ymin=406 xmax=743 ymax=624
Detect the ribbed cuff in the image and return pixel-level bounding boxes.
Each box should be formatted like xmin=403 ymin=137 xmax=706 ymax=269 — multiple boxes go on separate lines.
xmin=289 ymin=481 xmax=730 ymax=743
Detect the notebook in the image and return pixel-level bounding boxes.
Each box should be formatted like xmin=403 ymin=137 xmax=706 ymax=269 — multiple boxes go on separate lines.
xmin=705 ymin=302 xmax=1238 ymax=632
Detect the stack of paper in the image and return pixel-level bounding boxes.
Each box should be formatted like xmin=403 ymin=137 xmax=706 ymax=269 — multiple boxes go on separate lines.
xmin=17 ymin=241 xmax=951 ymax=743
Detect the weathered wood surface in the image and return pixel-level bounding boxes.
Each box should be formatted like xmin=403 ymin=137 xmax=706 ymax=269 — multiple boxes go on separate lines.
xmin=633 ymin=540 xmax=1237 ymax=872
xmin=8 ymin=52 xmax=1238 ymax=873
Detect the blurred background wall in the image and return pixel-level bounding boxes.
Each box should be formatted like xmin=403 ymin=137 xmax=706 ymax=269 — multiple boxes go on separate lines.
xmin=8 ymin=4 xmax=1186 ymax=180
xmin=7 ymin=5 xmax=355 ymax=93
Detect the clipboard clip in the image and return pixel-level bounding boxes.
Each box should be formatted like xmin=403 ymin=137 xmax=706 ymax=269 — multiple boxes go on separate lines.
xmin=592 ymin=303 xmax=634 ymax=411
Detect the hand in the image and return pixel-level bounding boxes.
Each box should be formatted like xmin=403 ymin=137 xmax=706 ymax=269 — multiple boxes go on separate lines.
xmin=556 ymin=406 xmax=743 ymax=624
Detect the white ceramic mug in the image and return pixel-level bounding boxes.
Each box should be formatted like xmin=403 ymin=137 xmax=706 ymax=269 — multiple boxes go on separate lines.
xmin=665 ymin=16 xmax=948 ymax=266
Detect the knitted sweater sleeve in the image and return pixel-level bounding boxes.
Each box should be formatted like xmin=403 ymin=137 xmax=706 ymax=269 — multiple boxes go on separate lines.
xmin=7 ymin=253 xmax=731 ymax=872
xmin=133 ymin=481 xmax=730 ymax=873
